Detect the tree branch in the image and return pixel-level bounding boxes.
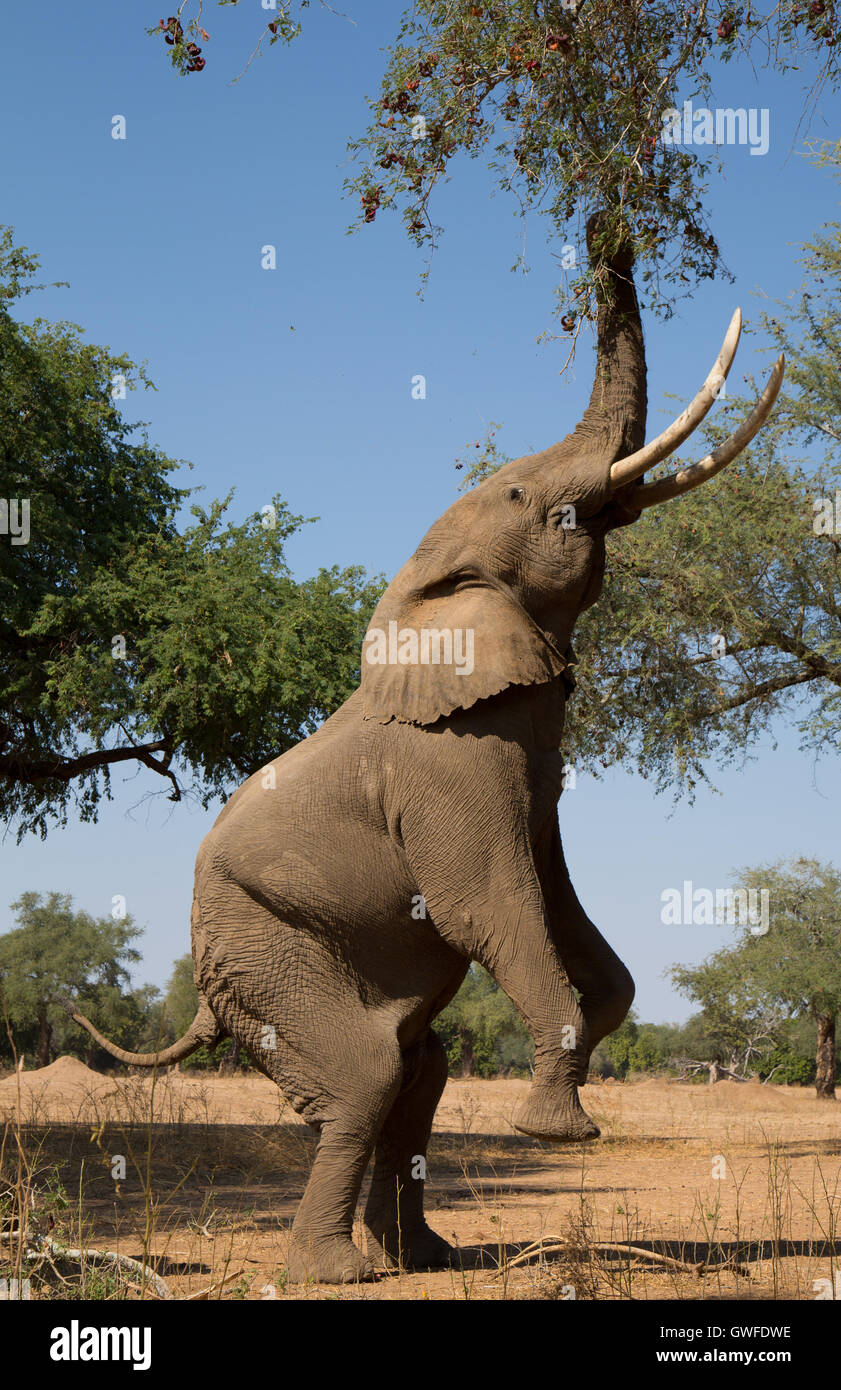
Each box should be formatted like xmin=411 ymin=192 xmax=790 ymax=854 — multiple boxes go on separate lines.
xmin=696 ymin=668 xmax=819 ymax=719
xmin=0 ymin=739 xmax=179 ymax=793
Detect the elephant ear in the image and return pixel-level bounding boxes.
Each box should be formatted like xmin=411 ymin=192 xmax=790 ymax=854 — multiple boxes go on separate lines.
xmin=361 ymin=575 xmax=570 ymax=726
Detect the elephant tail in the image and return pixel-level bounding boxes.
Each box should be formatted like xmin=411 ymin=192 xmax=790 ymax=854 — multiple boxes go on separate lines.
xmin=59 ymin=994 xmax=223 ymax=1067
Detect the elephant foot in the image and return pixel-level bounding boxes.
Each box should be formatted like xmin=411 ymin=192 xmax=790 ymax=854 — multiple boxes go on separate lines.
xmin=364 ymin=1222 xmax=454 ymax=1273
xmin=513 ymin=1085 xmax=600 ymax=1143
xmin=286 ymin=1233 xmax=376 ymax=1285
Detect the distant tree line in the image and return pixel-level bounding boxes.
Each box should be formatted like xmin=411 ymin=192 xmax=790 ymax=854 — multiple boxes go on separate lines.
xmin=2 ymin=857 xmax=839 ymax=1098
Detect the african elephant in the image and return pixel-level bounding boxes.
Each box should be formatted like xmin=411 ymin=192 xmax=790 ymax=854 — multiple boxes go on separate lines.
xmin=68 ymin=216 xmax=784 ymax=1284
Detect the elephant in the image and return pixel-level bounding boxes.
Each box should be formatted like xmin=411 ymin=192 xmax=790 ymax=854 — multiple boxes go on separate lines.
xmin=67 ymin=215 xmax=784 ymax=1285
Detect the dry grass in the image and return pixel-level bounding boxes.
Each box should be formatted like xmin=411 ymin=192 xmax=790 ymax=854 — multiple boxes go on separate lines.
xmin=2 ymin=1064 xmax=840 ymax=1300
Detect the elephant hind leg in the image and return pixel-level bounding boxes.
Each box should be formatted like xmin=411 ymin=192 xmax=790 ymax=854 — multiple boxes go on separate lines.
xmin=192 ymin=880 xmax=404 ymax=1284
xmin=363 ymin=1029 xmax=453 ymax=1273
xmin=285 ymin=1024 xmax=404 ymax=1286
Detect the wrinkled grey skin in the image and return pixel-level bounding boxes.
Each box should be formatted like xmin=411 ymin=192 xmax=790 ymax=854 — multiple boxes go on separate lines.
xmin=189 ymin=508 xmax=636 ymax=1285
xmin=70 ymin=224 xmax=657 ymax=1284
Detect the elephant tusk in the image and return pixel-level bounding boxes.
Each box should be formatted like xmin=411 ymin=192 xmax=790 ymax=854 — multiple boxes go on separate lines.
xmin=609 ymin=307 xmax=742 ymax=489
xmin=632 ymin=354 xmax=785 ymax=509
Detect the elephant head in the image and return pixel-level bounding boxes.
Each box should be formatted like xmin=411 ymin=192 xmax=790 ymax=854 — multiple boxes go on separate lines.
xmin=362 ymin=215 xmax=784 ymax=727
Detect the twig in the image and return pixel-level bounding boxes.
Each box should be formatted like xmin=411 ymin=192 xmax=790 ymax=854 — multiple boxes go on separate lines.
xmin=183 ymin=1267 xmax=246 ymax=1301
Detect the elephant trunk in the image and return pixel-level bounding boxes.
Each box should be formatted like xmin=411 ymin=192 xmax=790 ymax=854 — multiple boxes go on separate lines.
xmin=565 ymin=212 xmax=648 ymax=464
xmin=521 ymin=212 xmax=784 ymax=505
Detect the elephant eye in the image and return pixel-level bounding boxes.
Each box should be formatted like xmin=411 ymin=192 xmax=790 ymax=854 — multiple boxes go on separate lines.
xmin=507 ymin=486 xmax=526 ymax=503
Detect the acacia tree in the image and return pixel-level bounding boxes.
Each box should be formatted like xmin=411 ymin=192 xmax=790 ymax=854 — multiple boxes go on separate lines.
xmin=151 ymin=2 xmax=840 ymax=321
xmin=673 ymin=858 xmax=841 ymax=1097
xmin=0 ymin=232 xmax=383 ymax=839
xmin=0 ymin=892 xmax=148 ymax=1068
xmin=668 ymin=955 xmax=789 ymax=1078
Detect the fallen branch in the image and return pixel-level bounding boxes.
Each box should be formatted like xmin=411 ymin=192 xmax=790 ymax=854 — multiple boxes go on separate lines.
xmin=495 ymin=1239 xmax=750 ymax=1279
xmin=23 ymin=1235 xmax=172 ymax=1301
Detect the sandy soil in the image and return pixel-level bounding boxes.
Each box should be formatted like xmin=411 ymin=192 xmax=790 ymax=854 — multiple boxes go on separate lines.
xmin=2 ymin=1063 xmax=840 ymax=1300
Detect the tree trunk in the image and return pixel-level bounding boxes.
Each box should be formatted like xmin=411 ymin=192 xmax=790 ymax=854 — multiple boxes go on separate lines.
xmin=218 ymin=1039 xmax=241 ymax=1074
xmin=36 ymin=1010 xmax=52 ymax=1069
xmin=459 ymin=1036 xmax=476 ymax=1078
xmin=708 ymin=1061 xmax=724 ymax=1085
xmin=815 ymin=1013 xmax=836 ymax=1100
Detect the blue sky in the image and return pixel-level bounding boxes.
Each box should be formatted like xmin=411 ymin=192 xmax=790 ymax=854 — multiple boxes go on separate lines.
xmin=2 ymin=1 xmax=839 ymax=1021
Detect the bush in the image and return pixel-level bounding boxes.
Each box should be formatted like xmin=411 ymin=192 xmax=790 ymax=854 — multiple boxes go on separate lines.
xmin=436 ymin=966 xmax=533 ymax=1077
xmin=757 ymin=1047 xmax=816 ymax=1087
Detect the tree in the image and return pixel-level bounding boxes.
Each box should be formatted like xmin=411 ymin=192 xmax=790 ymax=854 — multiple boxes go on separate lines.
xmin=672 ymin=858 xmax=841 ymax=1097
xmin=601 ymin=1011 xmax=639 ymax=1079
xmin=347 ymin=1 xmax=840 ymax=323
xmin=150 ymin=3 xmax=840 ymax=324
xmin=628 ymin=1024 xmax=668 ymax=1074
xmin=436 ymin=965 xmax=533 ymax=1076
xmin=162 ymin=954 xmax=198 ymax=1037
xmin=160 ymin=955 xmax=244 ymax=1070
xmin=0 ymin=892 xmax=147 ymax=1068
xmin=0 ymin=231 xmax=384 ymax=839
xmin=456 ymin=156 xmax=841 ymax=796
xmin=667 ymin=970 xmax=787 ymax=1081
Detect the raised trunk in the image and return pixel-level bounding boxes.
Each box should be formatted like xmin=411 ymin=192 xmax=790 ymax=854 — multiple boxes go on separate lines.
xmin=518 ymin=213 xmax=648 ymax=492
xmin=36 ymin=1009 xmax=52 ymax=1069
xmin=568 ymin=213 xmax=648 ymax=460
xmin=815 ymin=1013 xmax=836 ymax=1100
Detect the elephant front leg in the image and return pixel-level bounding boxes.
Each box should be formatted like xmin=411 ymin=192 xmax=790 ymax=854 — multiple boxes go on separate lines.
xmin=483 ymin=929 xmax=600 ymax=1143
xmin=363 ymin=1031 xmax=453 ymax=1271
xmin=402 ymin=812 xmax=599 ymax=1144
xmin=536 ymin=817 xmax=635 ymax=1084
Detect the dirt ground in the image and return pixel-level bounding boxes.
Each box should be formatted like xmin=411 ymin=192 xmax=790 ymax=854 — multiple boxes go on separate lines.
xmin=2 ymin=1059 xmax=840 ymax=1300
